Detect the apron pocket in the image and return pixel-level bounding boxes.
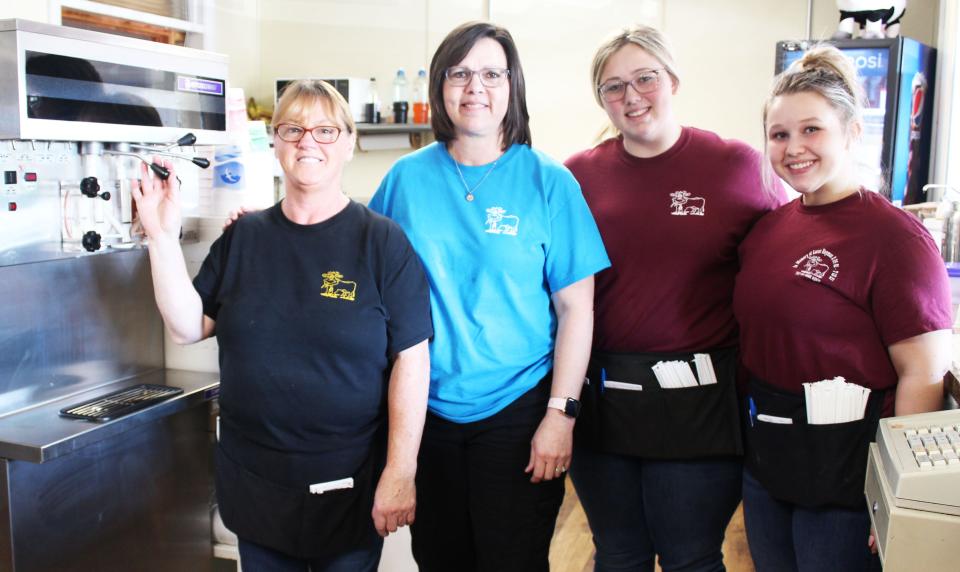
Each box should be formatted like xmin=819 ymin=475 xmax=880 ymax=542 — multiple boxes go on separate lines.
xmin=744 ymin=377 xmax=883 ymax=509
xmin=215 ymin=443 xmax=374 ymax=559
xmin=578 ymin=348 xmax=742 ymax=459
xmin=661 ymin=380 xmax=742 ymax=457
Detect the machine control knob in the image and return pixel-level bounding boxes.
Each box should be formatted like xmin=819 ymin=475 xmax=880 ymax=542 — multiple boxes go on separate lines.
xmin=81 ymin=230 xmax=102 ymax=252
xmin=99 ymin=191 xmax=111 ymax=201
xmin=80 ymin=176 xmax=100 ymax=198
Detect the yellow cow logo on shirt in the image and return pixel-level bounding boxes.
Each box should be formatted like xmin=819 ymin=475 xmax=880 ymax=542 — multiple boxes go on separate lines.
xmin=320 ymin=271 xmax=357 ymax=301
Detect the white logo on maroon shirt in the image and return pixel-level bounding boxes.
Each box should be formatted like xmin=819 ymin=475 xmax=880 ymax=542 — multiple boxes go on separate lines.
xmin=793 ymin=249 xmax=839 ymax=283
xmin=669 ymin=190 xmax=706 ymax=216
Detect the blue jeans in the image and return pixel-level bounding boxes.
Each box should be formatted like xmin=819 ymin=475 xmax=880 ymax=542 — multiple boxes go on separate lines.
xmin=570 ymin=447 xmax=742 ymax=572
xmin=237 ymin=535 xmax=383 ymax=572
xmin=741 ymin=469 xmax=881 ymax=572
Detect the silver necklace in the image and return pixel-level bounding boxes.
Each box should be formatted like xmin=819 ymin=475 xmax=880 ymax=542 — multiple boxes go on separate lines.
xmin=453 ymin=158 xmax=499 ymax=202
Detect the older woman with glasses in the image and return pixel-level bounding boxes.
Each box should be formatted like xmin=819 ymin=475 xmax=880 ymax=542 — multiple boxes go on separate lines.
xmin=369 ymin=21 xmax=609 ymax=572
xmin=564 ymin=25 xmax=784 ymax=572
xmin=132 ymin=79 xmax=432 ymax=572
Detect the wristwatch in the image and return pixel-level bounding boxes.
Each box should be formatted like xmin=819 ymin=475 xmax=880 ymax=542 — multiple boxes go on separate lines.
xmin=547 ymin=397 xmax=581 ymax=419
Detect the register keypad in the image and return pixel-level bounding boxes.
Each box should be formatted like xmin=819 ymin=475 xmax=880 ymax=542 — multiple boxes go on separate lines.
xmin=906 ymin=425 xmax=960 ymax=470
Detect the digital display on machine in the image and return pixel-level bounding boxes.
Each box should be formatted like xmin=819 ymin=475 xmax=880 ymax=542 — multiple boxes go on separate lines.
xmin=24 ymin=51 xmax=226 ymax=131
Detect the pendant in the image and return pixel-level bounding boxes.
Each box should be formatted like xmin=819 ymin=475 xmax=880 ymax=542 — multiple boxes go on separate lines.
xmin=465 ymin=193 xmax=474 ymax=202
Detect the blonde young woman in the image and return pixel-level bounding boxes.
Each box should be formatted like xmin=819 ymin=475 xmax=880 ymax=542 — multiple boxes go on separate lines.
xmin=734 ymin=45 xmax=952 ymax=571
xmin=566 ymin=25 xmax=784 ymax=572
xmin=134 ymin=80 xmax=432 ymax=571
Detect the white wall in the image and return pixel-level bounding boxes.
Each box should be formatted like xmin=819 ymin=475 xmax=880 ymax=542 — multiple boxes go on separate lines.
xmin=491 ymin=0 xmax=660 ymax=161
xmin=227 ymin=0 xmax=941 ymax=186
xmin=0 ymin=0 xmax=51 ymax=22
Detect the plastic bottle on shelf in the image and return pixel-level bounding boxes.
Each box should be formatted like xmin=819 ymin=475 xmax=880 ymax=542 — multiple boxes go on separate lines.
xmin=413 ymin=68 xmax=429 ymax=124
xmin=392 ymin=68 xmax=409 ymax=124
xmin=364 ymin=77 xmax=381 ymax=123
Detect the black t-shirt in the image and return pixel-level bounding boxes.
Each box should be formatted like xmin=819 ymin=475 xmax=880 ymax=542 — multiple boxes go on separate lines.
xmin=194 ymin=200 xmax=432 ymax=486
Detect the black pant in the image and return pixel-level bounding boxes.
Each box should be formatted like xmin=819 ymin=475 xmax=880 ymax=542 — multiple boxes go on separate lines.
xmin=411 ymin=377 xmax=566 ymax=572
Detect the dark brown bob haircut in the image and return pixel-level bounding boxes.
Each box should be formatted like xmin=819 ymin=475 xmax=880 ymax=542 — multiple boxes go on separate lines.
xmin=429 ymin=21 xmax=531 ymax=149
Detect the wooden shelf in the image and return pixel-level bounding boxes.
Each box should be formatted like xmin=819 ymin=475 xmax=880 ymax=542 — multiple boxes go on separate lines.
xmin=356 ymin=124 xmax=434 ymax=150
xmin=356 ymin=124 xmax=432 ymax=135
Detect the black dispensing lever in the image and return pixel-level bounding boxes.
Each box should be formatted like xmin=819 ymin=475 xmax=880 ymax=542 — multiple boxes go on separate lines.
xmin=107 ymin=132 xmax=209 ymax=179
xmin=149 ymin=162 xmax=171 ymax=180
xmin=126 ymin=132 xmax=211 ymax=170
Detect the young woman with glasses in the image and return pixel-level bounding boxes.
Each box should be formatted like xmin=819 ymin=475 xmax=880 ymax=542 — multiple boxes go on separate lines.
xmin=369 ymin=21 xmax=609 ymax=572
xmin=564 ymin=25 xmax=784 ymax=571
xmin=733 ymin=45 xmax=951 ymax=572
xmin=134 ymin=80 xmax=433 ymax=571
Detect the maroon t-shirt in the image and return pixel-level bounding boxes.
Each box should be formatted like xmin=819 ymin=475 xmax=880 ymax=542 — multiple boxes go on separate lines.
xmin=566 ymin=127 xmax=784 ymax=353
xmin=734 ymin=190 xmax=952 ymax=415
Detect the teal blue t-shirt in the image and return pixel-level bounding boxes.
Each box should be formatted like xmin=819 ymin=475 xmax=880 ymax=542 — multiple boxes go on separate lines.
xmin=370 ymin=142 xmax=609 ymax=422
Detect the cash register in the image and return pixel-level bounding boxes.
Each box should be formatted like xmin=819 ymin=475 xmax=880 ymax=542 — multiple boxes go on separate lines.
xmin=865 ymin=409 xmax=960 ymax=571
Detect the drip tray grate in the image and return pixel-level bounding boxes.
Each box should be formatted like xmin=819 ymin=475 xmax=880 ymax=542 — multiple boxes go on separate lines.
xmin=60 ymin=384 xmax=184 ymax=422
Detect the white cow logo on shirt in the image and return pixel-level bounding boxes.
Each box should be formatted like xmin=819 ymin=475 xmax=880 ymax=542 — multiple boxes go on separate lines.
xmin=485 ymin=206 xmax=520 ymax=236
xmin=793 ymin=249 xmax=840 ymax=283
xmin=669 ymin=190 xmax=706 ymax=216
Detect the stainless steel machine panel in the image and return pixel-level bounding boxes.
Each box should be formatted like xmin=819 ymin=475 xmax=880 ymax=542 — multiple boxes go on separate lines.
xmin=0 ymin=19 xmax=225 ymax=571
xmin=0 ymin=19 xmax=228 ymax=144
xmin=0 ymin=249 xmax=163 ymax=417
xmin=0 ymin=140 xmax=80 ymax=265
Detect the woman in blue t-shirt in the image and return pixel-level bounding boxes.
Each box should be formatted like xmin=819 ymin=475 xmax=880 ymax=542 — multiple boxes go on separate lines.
xmin=369 ymin=21 xmax=609 ymax=572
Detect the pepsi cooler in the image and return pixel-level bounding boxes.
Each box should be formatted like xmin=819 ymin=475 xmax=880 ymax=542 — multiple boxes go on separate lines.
xmin=775 ymin=38 xmax=936 ymax=205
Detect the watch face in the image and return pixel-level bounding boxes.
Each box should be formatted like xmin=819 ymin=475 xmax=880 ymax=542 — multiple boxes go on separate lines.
xmin=564 ymin=398 xmax=581 ymax=418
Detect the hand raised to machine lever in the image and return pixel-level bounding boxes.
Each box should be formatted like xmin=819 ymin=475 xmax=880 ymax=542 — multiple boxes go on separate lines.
xmin=130 ymin=157 xmax=181 ymax=242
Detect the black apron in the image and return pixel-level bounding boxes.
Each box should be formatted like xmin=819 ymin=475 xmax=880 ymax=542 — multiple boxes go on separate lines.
xmin=214 ymin=440 xmax=380 ymax=559
xmin=576 ymin=346 xmax=742 ymax=459
xmin=742 ymin=376 xmax=886 ymax=509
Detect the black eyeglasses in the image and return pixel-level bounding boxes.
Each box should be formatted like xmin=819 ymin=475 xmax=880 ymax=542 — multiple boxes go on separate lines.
xmin=597 ymin=69 xmax=665 ymax=103
xmin=444 ymin=67 xmax=511 ymax=87
xmin=275 ymin=123 xmax=342 ymax=144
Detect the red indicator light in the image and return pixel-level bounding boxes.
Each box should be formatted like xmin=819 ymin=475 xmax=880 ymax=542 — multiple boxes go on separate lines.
xmin=7 ymin=202 xmax=16 ymax=211
xmin=24 ymin=172 xmax=37 ymax=182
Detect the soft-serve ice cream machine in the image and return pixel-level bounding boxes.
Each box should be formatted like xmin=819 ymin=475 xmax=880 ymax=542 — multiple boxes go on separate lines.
xmin=0 ymin=18 xmax=226 ymax=263
xmin=0 ymin=19 xmax=226 ymax=572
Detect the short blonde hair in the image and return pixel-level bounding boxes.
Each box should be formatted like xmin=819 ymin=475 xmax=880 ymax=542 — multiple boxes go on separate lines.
xmin=591 ymin=24 xmax=680 ymax=107
xmin=272 ymin=80 xmax=355 ymax=134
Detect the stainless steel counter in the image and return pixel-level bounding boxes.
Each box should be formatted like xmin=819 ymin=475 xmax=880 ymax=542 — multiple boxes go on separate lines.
xmin=0 ymin=247 xmax=219 ymax=571
xmin=0 ymin=368 xmax=219 ymax=463
xmin=0 ymin=388 xmax=219 ymax=572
